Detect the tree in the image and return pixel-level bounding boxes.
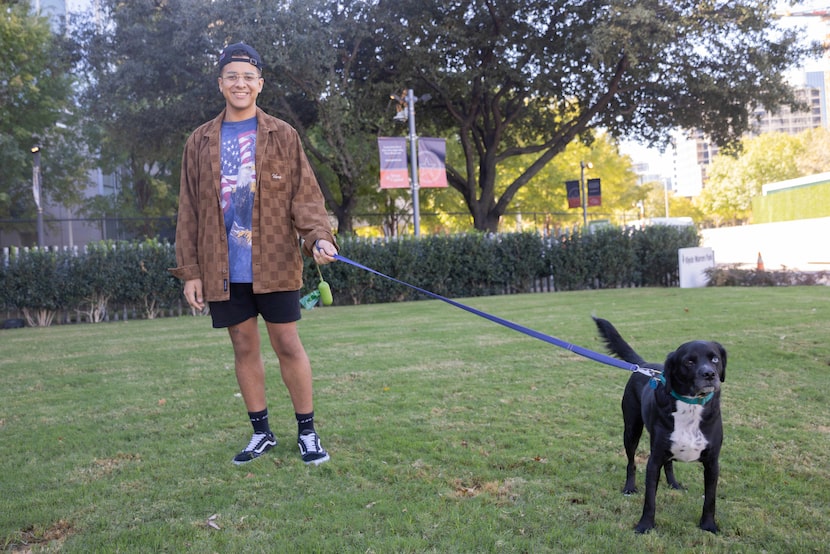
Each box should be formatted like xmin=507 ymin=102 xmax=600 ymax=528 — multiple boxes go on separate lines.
xmin=252 ymin=0 xmax=393 ymax=235
xmin=699 ymin=127 xmax=830 ymax=226
xmin=1 ymin=0 xmax=89 ymax=241
xmin=76 ymin=0 xmax=396 ymax=236
xmin=512 ymin=134 xmax=641 ymax=225
xmin=374 ymin=0 xmax=819 ymax=231
xmin=76 ymin=0 xmax=222 ymax=237
xmin=700 ymin=132 xmax=802 ymax=225
xmin=795 ymin=127 xmax=830 ymax=175
xmin=639 ymin=181 xmax=704 ymax=223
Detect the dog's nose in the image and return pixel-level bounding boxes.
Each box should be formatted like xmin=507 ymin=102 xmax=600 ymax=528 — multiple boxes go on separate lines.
xmin=702 ymin=368 xmax=717 ymax=381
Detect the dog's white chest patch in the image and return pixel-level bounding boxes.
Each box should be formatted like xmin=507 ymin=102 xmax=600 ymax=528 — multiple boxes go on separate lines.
xmin=670 ymin=404 xmax=709 ymax=462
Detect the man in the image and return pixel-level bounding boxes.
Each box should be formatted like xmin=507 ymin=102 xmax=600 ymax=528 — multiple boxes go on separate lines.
xmin=170 ymin=42 xmax=337 ymax=465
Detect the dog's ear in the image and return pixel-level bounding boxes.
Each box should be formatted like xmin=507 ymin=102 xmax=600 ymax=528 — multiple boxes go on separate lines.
xmin=712 ymin=342 xmax=726 ymax=382
xmin=662 ymin=349 xmax=679 ymax=392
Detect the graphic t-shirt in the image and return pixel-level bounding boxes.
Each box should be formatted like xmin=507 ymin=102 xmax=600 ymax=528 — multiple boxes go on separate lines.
xmin=220 ymin=117 xmax=257 ymax=283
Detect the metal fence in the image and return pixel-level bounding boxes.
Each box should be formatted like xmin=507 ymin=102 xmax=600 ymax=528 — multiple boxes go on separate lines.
xmin=0 ymin=216 xmax=177 ymax=251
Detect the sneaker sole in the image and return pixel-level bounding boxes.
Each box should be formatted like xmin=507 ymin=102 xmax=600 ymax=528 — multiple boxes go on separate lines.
xmin=302 ymin=453 xmax=330 ymax=466
xmin=232 ymin=440 xmax=277 ymax=465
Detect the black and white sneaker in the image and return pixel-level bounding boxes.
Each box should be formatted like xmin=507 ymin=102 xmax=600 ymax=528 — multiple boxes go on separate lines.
xmin=298 ymin=430 xmax=330 ymax=465
xmin=233 ymin=432 xmax=277 ymax=465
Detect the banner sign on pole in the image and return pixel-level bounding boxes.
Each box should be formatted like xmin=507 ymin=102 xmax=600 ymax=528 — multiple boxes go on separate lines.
xmin=378 ymin=137 xmax=409 ymax=189
xmin=587 ymin=178 xmax=601 ymax=206
xmin=32 ymin=166 xmax=41 ymax=209
xmin=565 ymin=180 xmax=580 ymax=209
xmin=417 ymin=138 xmax=448 ymax=188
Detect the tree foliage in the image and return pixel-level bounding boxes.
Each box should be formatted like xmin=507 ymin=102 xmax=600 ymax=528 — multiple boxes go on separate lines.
xmin=373 ymin=0 xmax=816 ymax=231
xmin=0 ymin=0 xmax=90 ymax=235
xmin=258 ymin=1 xmax=392 ymax=234
xmin=425 ymin=133 xmax=643 ymax=232
xmin=0 ymin=247 xmax=72 ymax=326
xmin=75 ymin=0 xmax=221 ymax=236
xmin=699 ymin=127 xmax=830 ymax=225
xmin=70 ymin=0 xmax=817 ymax=234
xmin=794 ymin=127 xmax=830 ymax=176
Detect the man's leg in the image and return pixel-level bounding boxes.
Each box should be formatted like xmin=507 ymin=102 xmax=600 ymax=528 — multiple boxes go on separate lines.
xmin=264 ymin=320 xmax=313 ymax=413
xmin=229 ymin=317 xmax=267 ymax=412
xmin=228 ymin=317 xmax=276 ymax=464
xmin=265 ymin=320 xmax=329 ymax=465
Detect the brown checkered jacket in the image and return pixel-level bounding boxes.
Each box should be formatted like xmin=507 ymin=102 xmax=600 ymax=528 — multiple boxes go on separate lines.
xmin=169 ymin=108 xmax=337 ymax=301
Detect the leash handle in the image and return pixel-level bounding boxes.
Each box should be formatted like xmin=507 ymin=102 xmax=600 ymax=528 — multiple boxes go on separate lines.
xmin=333 ymin=254 xmax=643 ymax=374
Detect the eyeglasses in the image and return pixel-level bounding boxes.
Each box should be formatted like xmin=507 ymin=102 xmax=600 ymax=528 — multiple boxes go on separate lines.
xmin=221 ymin=73 xmax=261 ymax=84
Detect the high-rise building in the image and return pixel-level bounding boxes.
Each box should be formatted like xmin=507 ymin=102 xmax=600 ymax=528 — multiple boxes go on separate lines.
xmin=750 ymin=82 xmax=824 ymax=135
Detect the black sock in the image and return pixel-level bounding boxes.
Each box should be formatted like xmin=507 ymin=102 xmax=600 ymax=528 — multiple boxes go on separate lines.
xmin=248 ymin=409 xmax=271 ymax=435
xmin=296 ymin=411 xmax=315 ymax=435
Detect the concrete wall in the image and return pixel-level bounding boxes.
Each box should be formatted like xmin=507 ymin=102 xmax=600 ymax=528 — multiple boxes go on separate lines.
xmin=700 ymin=217 xmax=830 ymax=271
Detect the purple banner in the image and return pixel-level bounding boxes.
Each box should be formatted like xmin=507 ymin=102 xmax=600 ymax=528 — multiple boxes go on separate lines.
xmin=565 ymin=180 xmax=580 ymax=209
xmin=418 ymin=138 xmax=448 ymax=188
xmin=378 ymin=137 xmax=409 ymax=189
xmin=587 ymin=178 xmax=601 ymax=206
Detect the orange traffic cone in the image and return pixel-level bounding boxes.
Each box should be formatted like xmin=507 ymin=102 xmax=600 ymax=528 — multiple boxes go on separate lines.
xmin=757 ymin=252 xmax=765 ymax=271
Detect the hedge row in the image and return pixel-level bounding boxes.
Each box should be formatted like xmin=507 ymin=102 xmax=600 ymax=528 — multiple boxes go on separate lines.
xmin=311 ymin=226 xmax=699 ymax=305
xmin=1 ymin=226 xmax=699 ymax=326
xmin=1 ymin=239 xmax=182 ymax=326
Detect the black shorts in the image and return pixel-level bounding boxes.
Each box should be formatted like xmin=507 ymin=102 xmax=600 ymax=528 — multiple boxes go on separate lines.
xmin=208 ymin=283 xmax=301 ymax=328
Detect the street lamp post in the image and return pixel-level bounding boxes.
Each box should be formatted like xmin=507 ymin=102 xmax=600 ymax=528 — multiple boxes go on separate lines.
xmin=31 ymin=145 xmax=44 ymax=248
xmin=392 ymin=89 xmax=431 ymax=236
xmin=405 ymin=89 xmax=421 ymax=236
xmin=580 ymin=160 xmax=593 ymax=228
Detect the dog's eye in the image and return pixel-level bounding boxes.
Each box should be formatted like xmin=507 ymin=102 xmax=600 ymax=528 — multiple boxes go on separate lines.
xmin=712 ymin=356 xmax=719 ymax=364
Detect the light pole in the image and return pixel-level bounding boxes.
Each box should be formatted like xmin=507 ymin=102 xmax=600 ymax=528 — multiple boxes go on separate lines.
xmin=391 ymin=89 xmax=431 ymax=236
xmin=580 ymin=160 xmax=593 ymax=228
xmin=405 ymin=90 xmax=421 ymax=236
xmin=31 ymin=144 xmax=44 ymax=248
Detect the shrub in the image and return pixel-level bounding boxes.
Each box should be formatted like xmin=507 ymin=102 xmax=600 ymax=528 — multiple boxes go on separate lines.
xmin=1 ymin=227 xmax=701 ymax=323
xmin=1 ymin=247 xmax=73 ymax=326
xmin=632 ymin=225 xmax=700 ymax=286
xmin=116 ymin=240 xmax=181 ymax=318
xmin=705 ymin=266 xmax=830 ymax=286
xmin=66 ymin=241 xmax=123 ymax=322
xmin=304 ymin=227 xmax=700 ymax=305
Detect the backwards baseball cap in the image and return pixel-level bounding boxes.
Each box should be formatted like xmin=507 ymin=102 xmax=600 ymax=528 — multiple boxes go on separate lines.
xmin=218 ymin=42 xmax=263 ymax=72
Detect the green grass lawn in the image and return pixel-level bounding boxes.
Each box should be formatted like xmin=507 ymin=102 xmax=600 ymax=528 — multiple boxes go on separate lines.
xmin=1 ymin=287 xmax=829 ymax=553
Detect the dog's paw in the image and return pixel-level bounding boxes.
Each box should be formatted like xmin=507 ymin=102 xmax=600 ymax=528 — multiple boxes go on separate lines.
xmin=668 ymin=481 xmax=685 ymax=491
xmin=622 ymin=484 xmax=638 ymax=495
xmin=634 ymin=521 xmax=655 ymax=534
xmin=699 ymin=519 xmax=719 ymax=534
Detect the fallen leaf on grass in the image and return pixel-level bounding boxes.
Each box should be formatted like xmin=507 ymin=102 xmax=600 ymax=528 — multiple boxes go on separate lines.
xmin=206 ymin=514 xmax=220 ymax=530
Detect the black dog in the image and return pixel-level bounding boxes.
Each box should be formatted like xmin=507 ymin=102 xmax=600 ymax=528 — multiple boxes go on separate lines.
xmin=593 ymin=317 xmax=726 ymax=534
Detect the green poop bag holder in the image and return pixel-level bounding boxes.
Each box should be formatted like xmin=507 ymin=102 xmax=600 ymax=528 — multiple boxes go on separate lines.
xmin=299 ymin=264 xmax=333 ymax=309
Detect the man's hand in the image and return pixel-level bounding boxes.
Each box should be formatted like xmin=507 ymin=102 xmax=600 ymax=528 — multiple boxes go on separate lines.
xmin=313 ymin=239 xmax=337 ymax=265
xmin=183 ymin=279 xmax=205 ymax=311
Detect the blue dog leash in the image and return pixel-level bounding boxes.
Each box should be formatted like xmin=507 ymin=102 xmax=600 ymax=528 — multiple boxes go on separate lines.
xmin=333 ymin=254 xmax=653 ymax=377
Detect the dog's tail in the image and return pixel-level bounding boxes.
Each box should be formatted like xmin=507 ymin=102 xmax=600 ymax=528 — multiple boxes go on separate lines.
xmin=592 ymin=317 xmax=648 ymax=366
